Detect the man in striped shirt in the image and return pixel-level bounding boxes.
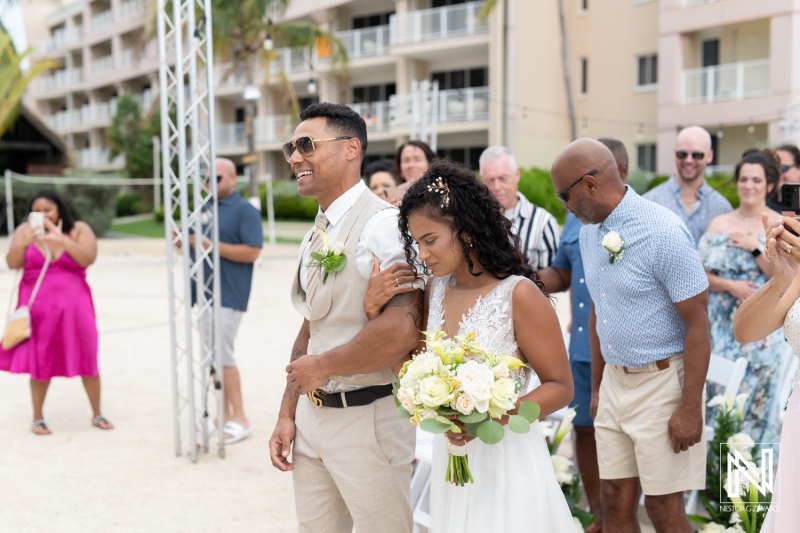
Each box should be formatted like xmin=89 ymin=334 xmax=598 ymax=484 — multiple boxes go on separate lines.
xmin=480 ymin=146 xmax=560 ymax=269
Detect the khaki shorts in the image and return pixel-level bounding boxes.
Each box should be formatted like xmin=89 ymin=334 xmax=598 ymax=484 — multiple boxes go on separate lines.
xmin=595 ymin=355 xmax=706 ymax=496
xmin=198 ymin=307 xmax=243 ymax=368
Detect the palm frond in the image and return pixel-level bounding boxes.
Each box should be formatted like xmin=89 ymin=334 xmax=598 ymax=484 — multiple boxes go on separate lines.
xmin=478 ymin=0 xmax=499 ymax=21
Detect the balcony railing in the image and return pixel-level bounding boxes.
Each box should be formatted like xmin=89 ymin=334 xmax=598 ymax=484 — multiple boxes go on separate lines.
xmin=120 ymin=0 xmax=147 ymax=19
xmin=348 ymin=101 xmax=391 ymax=132
xmin=90 ymin=9 xmax=114 ymax=32
xmin=390 ymin=1 xmax=488 ymax=46
xmin=681 ymin=0 xmax=723 ymax=6
xmin=37 ymin=26 xmax=82 ymax=55
xmin=681 ymin=59 xmax=769 ymax=104
xmin=214 ymin=62 xmax=256 ymax=89
xmin=32 ymin=67 xmax=83 ymax=95
xmin=390 ymin=86 xmax=489 ymax=126
xmin=216 ymin=122 xmax=248 ymax=150
xmin=254 ymin=115 xmax=293 ymax=144
xmin=44 ymin=100 xmax=119 ymax=131
xmin=92 ymin=54 xmax=115 ymax=76
xmin=271 ymin=46 xmax=315 ymax=76
xmin=78 ymin=147 xmax=123 ymax=168
xmin=337 ymin=25 xmax=390 ymax=60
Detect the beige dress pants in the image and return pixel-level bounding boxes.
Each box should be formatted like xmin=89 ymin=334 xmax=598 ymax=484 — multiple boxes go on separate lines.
xmin=293 ymin=394 xmax=416 ymax=533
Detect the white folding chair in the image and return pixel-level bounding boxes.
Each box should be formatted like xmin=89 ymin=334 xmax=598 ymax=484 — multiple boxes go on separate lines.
xmin=411 ymin=428 xmax=434 ymax=533
xmin=685 ymin=355 xmax=748 ymax=514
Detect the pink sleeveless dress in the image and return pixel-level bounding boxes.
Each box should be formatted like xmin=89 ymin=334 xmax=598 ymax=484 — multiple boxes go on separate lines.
xmin=0 ymin=244 xmax=98 ymax=380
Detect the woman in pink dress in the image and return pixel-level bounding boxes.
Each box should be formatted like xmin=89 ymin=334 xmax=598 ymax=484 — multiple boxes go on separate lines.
xmin=1 ymin=190 xmax=113 ymax=435
xmin=734 ymin=212 xmax=800 ymax=531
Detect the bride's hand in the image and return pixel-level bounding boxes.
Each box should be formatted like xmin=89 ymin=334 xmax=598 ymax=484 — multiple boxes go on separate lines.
xmin=444 ymin=417 xmax=476 ymax=446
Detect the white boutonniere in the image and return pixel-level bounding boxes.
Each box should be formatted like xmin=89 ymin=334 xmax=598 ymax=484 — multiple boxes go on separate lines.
xmin=601 ymin=231 xmax=624 ymax=264
xmin=306 ymin=228 xmax=347 ymax=283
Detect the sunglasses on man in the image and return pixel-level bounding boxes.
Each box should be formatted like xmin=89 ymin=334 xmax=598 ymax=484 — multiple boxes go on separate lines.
xmin=781 ymin=164 xmax=798 ymax=174
xmin=675 ymin=150 xmax=706 ymax=161
xmin=556 ymin=170 xmax=598 ymax=203
xmin=282 ymin=136 xmax=354 ymax=162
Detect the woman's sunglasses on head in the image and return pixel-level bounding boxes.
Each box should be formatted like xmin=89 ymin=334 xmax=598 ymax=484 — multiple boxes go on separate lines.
xmin=282 ymin=136 xmax=354 ymax=162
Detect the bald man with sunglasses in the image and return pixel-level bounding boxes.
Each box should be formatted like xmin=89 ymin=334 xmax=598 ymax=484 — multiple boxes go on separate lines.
xmin=644 ymin=126 xmax=731 ymax=245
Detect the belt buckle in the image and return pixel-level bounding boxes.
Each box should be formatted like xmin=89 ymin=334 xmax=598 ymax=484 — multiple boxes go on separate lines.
xmin=308 ymin=390 xmax=324 ymax=408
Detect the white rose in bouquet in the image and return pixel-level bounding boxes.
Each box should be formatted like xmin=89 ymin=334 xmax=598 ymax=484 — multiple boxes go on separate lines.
xmin=418 ymin=375 xmax=454 ymax=408
xmin=489 ymin=377 xmax=518 ymax=414
xmin=601 ymin=231 xmax=623 ymax=253
xmin=727 ymin=432 xmax=755 ymax=460
xmin=332 ymin=241 xmax=345 ymax=256
xmin=454 ymin=393 xmax=475 ymax=415
xmin=406 ymin=352 xmax=440 ymax=380
xmin=397 ymin=386 xmax=416 ymax=415
xmin=491 ymin=359 xmax=510 ymax=378
xmin=551 ymin=454 xmax=574 ymax=486
xmin=457 ymin=360 xmax=495 ymax=412
xmin=418 ymin=407 xmax=438 ymax=420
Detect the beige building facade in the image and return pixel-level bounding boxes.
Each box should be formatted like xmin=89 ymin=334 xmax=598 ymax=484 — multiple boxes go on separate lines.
xmin=24 ymin=0 xmax=800 ymax=179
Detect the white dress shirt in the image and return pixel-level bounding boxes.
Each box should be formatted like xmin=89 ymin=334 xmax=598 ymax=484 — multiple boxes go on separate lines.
xmin=299 ymin=181 xmax=406 ymax=310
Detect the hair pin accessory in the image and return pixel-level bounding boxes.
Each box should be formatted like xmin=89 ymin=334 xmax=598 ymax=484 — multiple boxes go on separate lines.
xmin=427 ymin=176 xmax=451 ymax=208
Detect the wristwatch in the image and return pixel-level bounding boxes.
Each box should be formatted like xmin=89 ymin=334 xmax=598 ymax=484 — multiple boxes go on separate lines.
xmin=751 ymin=245 xmax=764 ymax=258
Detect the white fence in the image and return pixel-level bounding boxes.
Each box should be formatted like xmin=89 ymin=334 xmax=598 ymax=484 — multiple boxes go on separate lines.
xmin=390 ymin=1 xmax=488 ymax=46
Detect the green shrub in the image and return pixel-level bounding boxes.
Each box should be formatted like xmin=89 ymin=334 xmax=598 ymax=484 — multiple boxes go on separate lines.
xmin=518 ymin=168 xmax=566 ymax=224
xmin=1 ymin=181 xmax=118 ymax=236
xmin=116 ymin=193 xmax=144 ymax=217
xmin=260 ymin=179 xmax=318 ymax=220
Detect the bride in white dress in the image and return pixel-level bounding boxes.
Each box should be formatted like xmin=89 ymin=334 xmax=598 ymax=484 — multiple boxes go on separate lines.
xmin=397 ymin=161 xmax=576 ymax=532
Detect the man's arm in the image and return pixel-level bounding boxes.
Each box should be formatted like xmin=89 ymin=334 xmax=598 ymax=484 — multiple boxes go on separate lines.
xmin=668 ymin=291 xmax=710 ymax=453
xmin=269 ymin=319 xmax=311 ymax=471
xmin=537 ymin=267 xmax=571 ymax=294
xmin=286 ymin=290 xmax=424 ymax=394
xmin=188 ymin=235 xmax=262 ymax=264
xmin=588 ymin=302 xmax=605 ymax=420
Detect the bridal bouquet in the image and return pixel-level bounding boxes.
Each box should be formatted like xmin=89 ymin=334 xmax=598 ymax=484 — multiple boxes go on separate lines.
xmin=394 ymin=330 xmax=540 ymax=486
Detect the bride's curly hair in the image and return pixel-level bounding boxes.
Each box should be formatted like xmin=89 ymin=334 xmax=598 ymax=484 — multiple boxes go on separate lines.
xmin=398 ymin=159 xmax=546 ymax=293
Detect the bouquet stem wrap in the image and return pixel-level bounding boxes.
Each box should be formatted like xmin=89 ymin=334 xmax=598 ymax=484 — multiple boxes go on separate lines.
xmin=445 ymin=440 xmax=473 ymax=486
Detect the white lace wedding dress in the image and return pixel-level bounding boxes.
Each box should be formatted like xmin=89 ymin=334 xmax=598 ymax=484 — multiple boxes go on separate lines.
xmin=427 ymin=274 xmax=576 ymax=533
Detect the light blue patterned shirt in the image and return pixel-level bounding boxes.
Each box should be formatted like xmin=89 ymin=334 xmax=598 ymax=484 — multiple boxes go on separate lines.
xmin=580 ymin=187 xmax=709 ymax=367
xmin=643 ymin=176 xmax=732 ymax=247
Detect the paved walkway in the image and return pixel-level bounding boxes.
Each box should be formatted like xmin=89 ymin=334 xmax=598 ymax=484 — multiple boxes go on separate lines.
xmin=0 ymin=237 xmax=659 ymax=532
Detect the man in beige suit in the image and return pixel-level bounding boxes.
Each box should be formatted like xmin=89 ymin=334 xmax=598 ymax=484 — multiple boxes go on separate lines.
xmin=269 ymin=103 xmax=422 ymax=533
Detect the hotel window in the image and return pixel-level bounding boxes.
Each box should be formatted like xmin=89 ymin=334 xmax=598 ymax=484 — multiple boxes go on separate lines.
xmin=637 ymin=143 xmax=657 ymax=173
xmin=579 ymin=58 xmax=588 ymax=95
xmin=636 ymin=54 xmax=658 ymax=88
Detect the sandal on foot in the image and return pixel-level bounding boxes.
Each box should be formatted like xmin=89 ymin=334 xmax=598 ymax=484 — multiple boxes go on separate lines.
xmin=223 ymin=421 xmax=252 ymax=445
xmin=93 ymin=414 xmax=114 ymax=430
xmin=32 ymin=419 xmax=51 ymax=435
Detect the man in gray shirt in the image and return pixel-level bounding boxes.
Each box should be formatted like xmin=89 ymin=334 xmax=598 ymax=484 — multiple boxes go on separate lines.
xmin=643 ymin=126 xmax=731 ymax=245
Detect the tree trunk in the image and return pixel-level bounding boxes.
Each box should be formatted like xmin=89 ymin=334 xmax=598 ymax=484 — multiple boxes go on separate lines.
xmin=557 ymin=0 xmax=577 ymax=141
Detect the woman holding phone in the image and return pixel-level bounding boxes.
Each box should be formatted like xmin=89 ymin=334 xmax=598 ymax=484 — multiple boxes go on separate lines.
xmin=697 ymin=150 xmax=783 ymax=444
xmin=0 ymin=190 xmax=112 ymax=434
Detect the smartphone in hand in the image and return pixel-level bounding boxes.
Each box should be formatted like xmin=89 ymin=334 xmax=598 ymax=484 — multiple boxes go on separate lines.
xmin=781 ymin=183 xmax=800 ymax=236
xmin=28 ymin=212 xmax=44 ymax=236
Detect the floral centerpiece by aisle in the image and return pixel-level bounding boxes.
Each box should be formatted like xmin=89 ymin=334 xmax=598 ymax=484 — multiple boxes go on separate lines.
xmin=693 ymin=391 xmax=772 ymax=533
xmin=394 ymin=330 xmax=540 ymax=486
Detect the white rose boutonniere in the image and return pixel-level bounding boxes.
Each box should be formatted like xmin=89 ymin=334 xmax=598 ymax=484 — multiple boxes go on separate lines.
xmin=306 ymin=228 xmax=347 ymax=283
xmin=601 ymin=231 xmax=625 ymax=264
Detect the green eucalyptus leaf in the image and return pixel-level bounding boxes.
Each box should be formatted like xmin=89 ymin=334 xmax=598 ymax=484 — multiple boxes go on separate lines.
xmin=464 ymin=422 xmax=481 ymax=437
xmin=507 ymin=414 xmax=531 ymax=434
xmin=476 ymin=419 xmax=504 ymax=445
xmin=396 ymin=405 xmax=412 ymax=418
xmin=457 ymin=410 xmax=488 ymax=424
xmin=517 ymin=401 xmax=541 ymax=424
xmin=309 ymin=252 xmax=325 ymax=261
xmin=420 ymin=418 xmax=453 ymax=434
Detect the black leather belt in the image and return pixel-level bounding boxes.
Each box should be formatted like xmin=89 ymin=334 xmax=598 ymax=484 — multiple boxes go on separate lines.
xmin=307 ymin=384 xmax=393 ymax=408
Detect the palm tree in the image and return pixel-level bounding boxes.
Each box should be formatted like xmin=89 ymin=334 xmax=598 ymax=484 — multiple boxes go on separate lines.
xmin=0 ymin=26 xmax=58 ymax=137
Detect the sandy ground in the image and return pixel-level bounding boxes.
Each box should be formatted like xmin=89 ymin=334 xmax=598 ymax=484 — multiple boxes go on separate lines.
xmin=0 ymin=237 xmax=657 ymax=532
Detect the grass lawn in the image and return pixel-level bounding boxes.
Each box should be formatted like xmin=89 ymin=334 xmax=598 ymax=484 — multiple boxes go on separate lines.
xmin=110 ymin=217 xmax=303 ymax=244
xmin=109 ymin=218 xmax=165 ymax=238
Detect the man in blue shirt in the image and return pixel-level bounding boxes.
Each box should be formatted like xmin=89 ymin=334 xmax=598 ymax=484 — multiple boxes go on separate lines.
xmin=552 ymin=139 xmax=710 ymax=533
xmin=185 ymin=158 xmax=263 ymax=444
xmin=643 ymin=126 xmax=731 ymax=245
xmin=538 ymin=136 xmax=628 ymax=532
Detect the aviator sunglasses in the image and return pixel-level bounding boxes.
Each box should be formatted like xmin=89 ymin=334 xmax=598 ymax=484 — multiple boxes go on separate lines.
xmin=675 ymin=150 xmax=706 ymax=161
xmin=282 ymin=136 xmax=354 ymax=162
xmin=556 ymin=170 xmax=598 ymax=203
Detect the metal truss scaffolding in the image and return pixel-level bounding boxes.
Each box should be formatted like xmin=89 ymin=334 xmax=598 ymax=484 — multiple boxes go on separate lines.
xmin=157 ymin=0 xmax=223 ymax=462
